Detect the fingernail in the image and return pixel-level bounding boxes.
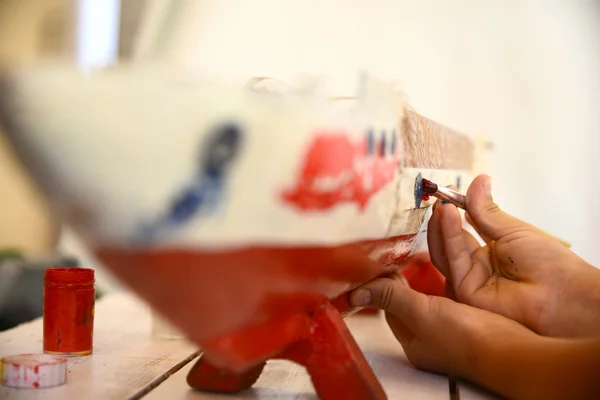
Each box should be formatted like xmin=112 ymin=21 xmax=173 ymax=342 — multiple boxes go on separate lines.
xmin=482 ymin=177 xmax=492 ymax=197
xmin=350 ymin=288 xmax=371 ymax=307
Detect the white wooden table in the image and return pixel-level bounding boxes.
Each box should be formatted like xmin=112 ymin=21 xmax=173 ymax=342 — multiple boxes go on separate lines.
xmin=0 ymin=293 xmax=499 ymax=400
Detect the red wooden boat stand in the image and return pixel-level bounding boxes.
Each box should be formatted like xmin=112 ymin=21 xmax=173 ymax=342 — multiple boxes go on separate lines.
xmin=186 ymin=259 xmax=445 ymax=400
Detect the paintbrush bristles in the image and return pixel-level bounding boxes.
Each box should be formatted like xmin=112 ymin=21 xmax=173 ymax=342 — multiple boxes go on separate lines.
xmin=421 ymin=179 xmax=438 ymax=195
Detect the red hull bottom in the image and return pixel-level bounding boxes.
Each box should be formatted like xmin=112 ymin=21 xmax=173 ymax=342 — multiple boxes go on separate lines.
xmin=97 ymin=237 xmax=445 ymax=400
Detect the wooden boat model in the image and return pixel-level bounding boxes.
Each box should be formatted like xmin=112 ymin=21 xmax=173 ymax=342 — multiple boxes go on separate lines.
xmin=0 ymin=65 xmax=479 ymax=399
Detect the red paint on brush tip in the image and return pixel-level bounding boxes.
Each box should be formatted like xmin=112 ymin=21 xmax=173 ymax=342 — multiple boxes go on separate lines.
xmin=421 ymin=179 xmax=438 ymax=201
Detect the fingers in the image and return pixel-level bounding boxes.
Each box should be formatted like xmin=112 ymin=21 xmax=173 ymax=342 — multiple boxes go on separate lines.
xmin=431 ymin=185 xmax=458 ymax=213
xmin=349 ymin=277 xmax=427 ymax=330
xmin=428 ymin=184 xmax=472 ymax=279
xmin=465 ymin=212 xmax=491 ymax=243
xmin=384 ymin=312 xmax=414 ymax=348
xmin=458 ymin=246 xmax=495 ymax=300
xmin=349 ymin=277 xmax=419 ymax=348
xmin=427 ymin=206 xmax=449 ymax=278
xmin=388 ymin=270 xmax=409 ymax=285
xmin=437 ymin=203 xmax=484 ymax=297
xmin=438 ymin=203 xmax=473 ymax=291
xmin=348 ymin=277 xmax=465 ymax=349
xmin=466 ymin=175 xmax=532 ymax=241
xmin=444 ymin=280 xmax=457 ymax=300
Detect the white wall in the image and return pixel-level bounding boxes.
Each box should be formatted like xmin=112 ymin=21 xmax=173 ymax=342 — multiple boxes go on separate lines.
xmin=162 ymin=0 xmax=600 ymax=265
xmin=58 ymin=0 xmax=600 ymax=274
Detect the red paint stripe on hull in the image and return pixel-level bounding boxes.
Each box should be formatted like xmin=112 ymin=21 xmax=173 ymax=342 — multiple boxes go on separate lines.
xmin=97 ymin=234 xmax=413 ymax=361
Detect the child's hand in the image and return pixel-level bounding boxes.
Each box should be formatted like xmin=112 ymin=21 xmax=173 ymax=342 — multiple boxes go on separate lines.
xmin=348 ymin=275 xmax=534 ymax=379
xmin=428 ymin=174 xmax=600 ymax=337
xmin=349 ymin=276 xmax=600 ymax=400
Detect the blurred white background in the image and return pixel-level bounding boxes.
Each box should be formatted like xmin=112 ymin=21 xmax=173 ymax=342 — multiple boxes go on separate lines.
xmin=56 ymin=0 xmax=600 ymax=286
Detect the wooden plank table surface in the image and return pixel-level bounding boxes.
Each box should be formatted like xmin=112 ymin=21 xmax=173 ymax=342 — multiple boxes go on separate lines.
xmin=0 ymin=292 xmax=499 ymax=400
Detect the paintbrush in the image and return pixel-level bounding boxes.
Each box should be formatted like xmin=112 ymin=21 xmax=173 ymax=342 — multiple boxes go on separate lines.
xmin=414 ymin=174 xmax=572 ymax=248
xmin=420 ymin=178 xmax=466 ymax=209
xmin=413 ymin=173 xmax=465 ymax=209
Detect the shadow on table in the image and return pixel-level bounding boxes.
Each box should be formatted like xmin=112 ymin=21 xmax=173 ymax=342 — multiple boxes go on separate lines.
xmin=185 ymin=388 xmax=318 ymax=400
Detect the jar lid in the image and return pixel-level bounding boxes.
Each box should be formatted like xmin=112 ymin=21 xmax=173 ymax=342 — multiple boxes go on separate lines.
xmin=1 ymin=354 xmax=67 ymax=389
xmin=44 ymin=267 xmax=95 ymax=286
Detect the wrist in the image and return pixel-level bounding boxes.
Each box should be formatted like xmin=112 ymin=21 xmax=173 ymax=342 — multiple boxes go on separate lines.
xmin=465 ymin=325 xmax=534 ymax=389
xmin=561 ymin=260 xmax=600 ymax=337
xmin=455 ymin=318 xmax=535 ymax=389
xmin=471 ymin=333 xmax=600 ymax=400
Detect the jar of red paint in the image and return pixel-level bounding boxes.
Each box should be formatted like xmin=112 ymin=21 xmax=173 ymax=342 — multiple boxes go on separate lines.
xmin=43 ymin=268 xmax=95 ymax=356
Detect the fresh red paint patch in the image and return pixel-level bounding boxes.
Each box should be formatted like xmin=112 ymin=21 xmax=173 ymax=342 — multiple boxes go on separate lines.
xmin=282 ymin=131 xmax=398 ymax=211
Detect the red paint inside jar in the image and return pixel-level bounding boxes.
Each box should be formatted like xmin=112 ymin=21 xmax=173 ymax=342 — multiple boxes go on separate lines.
xmin=43 ymin=268 xmax=95 ymax=356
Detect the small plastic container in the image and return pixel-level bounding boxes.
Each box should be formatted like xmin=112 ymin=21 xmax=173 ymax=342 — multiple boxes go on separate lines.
xmin=1 ymin=353 xmax=67 ymax=388
xmin=43 ymin=268 xmax=95 ymax=356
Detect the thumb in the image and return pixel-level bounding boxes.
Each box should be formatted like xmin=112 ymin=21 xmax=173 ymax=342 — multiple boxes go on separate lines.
xmin=349 ymin=278 xmax=428 ymax=329
xmin=466 ymin=175 xmax=532 ymax=241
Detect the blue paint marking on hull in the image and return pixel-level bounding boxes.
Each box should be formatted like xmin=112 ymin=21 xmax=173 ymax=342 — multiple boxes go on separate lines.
xmin=414 ymin=172 xmax=423 ymax=209
xmin=137 ymin=122 xmax=243 ymax=243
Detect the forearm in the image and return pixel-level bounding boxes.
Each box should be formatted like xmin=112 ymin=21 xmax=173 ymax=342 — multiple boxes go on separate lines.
xmin=562 ymin=263 xmax=600 ymax=337
xmin=470 ymin=335 xmax=600 ymax=400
